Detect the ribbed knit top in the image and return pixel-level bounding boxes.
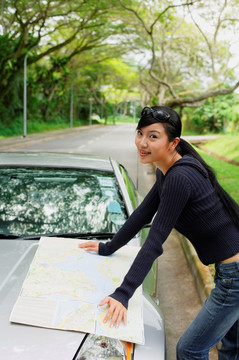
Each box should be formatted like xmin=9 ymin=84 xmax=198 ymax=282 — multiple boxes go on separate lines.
xmin=99 ymin=155 xmax=239 ymax=308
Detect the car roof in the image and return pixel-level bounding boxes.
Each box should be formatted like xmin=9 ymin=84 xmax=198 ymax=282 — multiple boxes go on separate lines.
xmin=0 ymin=152 xmax=114 ymax=172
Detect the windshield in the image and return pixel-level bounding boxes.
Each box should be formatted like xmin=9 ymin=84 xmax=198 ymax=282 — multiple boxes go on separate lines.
xmin=0 ymin=168 xmax=127 ymax=237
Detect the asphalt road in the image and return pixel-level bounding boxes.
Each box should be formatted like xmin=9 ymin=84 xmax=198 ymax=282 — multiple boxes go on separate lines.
xmin=0 ymin=124 xmax=218 ymax=359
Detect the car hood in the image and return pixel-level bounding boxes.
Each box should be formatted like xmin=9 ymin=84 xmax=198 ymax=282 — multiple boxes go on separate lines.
xmin=0 ymin=239 xmax=85 ymax=360
xmin=0 ymin=238 xmax=165 ymax=360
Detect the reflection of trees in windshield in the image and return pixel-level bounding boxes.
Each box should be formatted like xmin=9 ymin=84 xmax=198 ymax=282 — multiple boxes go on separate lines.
xmin=0 ymin=168 xmax=127 ymax=236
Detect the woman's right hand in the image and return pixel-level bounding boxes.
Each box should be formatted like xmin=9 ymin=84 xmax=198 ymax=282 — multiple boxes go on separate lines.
xmin=78 ymin=241 xmax=99 ymax=253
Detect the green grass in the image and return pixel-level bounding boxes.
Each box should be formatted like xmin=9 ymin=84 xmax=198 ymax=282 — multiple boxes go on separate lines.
xmin=196 ymin=148 xmax=239 ymax=204
xmin=196 ymin=134 xmax=239 ymax=203
xmin=0 ymin=113 xmax=134 ymax=138
xmin=203 ymin=135 xmax=239 ymax=162
xmin=0 ymin=117 xmax=102 ymax=138
xmin=106 ymin=114 xmax=137 ymax=124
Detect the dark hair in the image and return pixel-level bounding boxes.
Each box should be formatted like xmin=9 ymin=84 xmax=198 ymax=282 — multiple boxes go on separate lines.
xmin=137 ymin=105 xmax=182 ymax=140
xmin=138 ymin=105 xmax=239 ymax=229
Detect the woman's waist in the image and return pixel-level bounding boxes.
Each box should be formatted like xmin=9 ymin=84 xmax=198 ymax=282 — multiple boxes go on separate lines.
xmin=219 ymin=252 xmax=239 ymax=264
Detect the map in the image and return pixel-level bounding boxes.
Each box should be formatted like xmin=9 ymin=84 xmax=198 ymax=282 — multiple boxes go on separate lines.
xmin=10 ymin=237 xmax=144 ymax=344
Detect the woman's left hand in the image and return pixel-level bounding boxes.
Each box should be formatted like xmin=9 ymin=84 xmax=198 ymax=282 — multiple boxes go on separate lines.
xmin=99 ymin=296 xmax=127 ymax=328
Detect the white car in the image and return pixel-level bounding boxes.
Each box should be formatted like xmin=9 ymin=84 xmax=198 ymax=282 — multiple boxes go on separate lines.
xmin=0 ymin=152 xmax=166 ymax=360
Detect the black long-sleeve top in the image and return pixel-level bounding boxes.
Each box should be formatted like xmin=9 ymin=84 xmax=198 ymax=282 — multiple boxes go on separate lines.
xmin=99 ymin=156 xmax=239 ymax=308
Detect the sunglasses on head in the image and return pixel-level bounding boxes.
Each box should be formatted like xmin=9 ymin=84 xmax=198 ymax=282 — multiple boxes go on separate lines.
xmin=141 ymin=106 xmax=177 ymax=128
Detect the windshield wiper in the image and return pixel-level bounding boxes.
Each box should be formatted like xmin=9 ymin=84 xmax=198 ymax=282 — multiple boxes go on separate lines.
xmin=17 ymin=232 xmax=116 ymax=240
xmin=0 ymin=233 xmax=19 ymax=239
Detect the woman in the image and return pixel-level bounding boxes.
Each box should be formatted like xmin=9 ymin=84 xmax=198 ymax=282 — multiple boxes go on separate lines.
xmin=79 ymin=105 xmax=239 ymax=359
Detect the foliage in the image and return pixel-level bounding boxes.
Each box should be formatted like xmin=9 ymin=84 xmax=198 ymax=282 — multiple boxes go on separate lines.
xmin=0 ymin=0 xmax=239 ymax=134
xmin=70 ymin=57 xmax=140 ymax=124
xmin=122 ymin=0 xmax=239 ymax=108
xmin=0 ymin=0 xmax=124 ymax=123
xmin=0 ymin=114 xmax=101 ymax=138
xmin=182 ymin=93 xmax=239 ymax=134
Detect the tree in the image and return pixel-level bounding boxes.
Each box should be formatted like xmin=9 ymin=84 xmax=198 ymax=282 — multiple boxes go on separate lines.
xmin=67 ymin=57 xmax=139 ymax=124
xmin=183 ymin=92 xmax=239 ymax=133
xmin=1 ymin=0 xmax=239 ymax=130
xmin=118 ymin=0 xmax=239 ymax=109
xmin=0 ymin=0 xmax=124 ymax=122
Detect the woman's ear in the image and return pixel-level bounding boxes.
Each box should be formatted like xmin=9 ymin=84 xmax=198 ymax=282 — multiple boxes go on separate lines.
xmin=170 ymin=137 xmax=180 ymax=151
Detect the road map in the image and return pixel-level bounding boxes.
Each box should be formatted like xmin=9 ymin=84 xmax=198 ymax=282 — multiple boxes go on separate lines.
xmin=10 ymin=237 xmax=144 ymax=344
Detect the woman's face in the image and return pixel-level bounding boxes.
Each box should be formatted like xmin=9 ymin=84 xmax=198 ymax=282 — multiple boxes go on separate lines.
xmin=135 ymin=123 xmax=178 ymax=171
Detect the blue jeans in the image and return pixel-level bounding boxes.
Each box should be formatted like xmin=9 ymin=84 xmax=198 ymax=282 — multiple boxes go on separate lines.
xmin=177 ymin=260 xmax=239 ymax=360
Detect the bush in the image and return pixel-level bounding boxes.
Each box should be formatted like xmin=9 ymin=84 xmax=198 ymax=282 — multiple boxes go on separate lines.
xmin=183 ymin=94 xmax=239 ymax=134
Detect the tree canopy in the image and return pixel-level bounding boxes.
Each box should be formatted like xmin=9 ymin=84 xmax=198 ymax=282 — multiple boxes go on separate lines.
xmin=120 ymin=0 xmax=239 ymax=108
xmin=0 ymin=0 xmax=239 ymax=131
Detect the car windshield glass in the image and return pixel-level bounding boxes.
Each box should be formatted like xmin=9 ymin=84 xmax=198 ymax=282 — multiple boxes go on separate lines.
xmin=0 ymin=168 xmax=127 ymax=237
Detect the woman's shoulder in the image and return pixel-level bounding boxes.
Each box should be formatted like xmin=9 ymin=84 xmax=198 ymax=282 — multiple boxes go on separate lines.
xmin=168 ymin=155 xmax=208 ymax=179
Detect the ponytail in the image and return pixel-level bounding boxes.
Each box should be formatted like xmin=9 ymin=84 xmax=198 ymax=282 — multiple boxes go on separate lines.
xmin=176 ymin=138 xmax=239 ymax=229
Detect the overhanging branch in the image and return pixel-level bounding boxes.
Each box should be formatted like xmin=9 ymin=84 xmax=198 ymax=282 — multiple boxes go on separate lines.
xmin=167 ymin=80 xmax=239 ymax=108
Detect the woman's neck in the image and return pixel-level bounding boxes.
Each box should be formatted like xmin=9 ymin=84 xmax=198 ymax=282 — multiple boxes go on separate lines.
xmin=156 ymin=152 xmax=182 ymax=175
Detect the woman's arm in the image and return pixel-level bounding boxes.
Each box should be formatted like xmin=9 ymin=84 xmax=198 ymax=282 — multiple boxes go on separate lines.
xmin=103 ymin=171 xmax=191 ymax=326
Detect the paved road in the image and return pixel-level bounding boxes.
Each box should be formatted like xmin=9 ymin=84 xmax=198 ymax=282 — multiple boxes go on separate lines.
xmin=0 ymin=125 xmax=218 ymax=359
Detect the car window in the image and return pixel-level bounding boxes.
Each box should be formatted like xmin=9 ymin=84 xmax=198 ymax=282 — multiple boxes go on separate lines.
xmin=0 ymin=168 xmax=127 ymax=236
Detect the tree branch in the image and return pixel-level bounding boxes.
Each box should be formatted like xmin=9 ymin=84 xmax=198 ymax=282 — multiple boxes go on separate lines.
xmin=167 ymin=80 xmax=239 ymax=108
